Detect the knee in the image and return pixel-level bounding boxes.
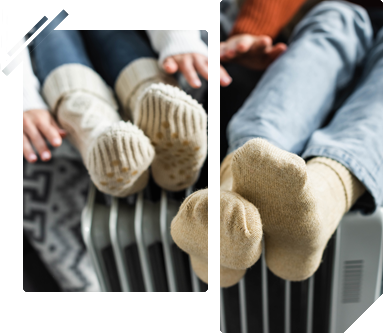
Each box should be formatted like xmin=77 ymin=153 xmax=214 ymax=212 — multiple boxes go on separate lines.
xmin=293 ymin=1 xmax=372 ymax=42
xmin=308 ymin=1 xmax=370 ymax=25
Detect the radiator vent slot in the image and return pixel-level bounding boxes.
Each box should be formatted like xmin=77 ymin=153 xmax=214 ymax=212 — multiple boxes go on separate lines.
xmin=342 ymin=260 xmax=363 ymax=304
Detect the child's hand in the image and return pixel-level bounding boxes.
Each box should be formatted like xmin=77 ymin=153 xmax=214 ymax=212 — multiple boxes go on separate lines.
xmin=220 ymin=34 xmax=287 ymax=71
xmin=23 ymin=109 xmax=66 ymax=163
xmin=163 ymin=53 xmax=208 ymax=89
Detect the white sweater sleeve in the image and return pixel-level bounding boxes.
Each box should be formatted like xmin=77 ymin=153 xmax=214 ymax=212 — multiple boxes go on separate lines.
xmin=120 ymin=0 xmax=214 ymax=65
xmin=0 ymin=0 xmax=47 ymax=129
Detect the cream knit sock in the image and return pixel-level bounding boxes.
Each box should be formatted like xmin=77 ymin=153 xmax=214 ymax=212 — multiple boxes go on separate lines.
xmin=43 ymin=64 xmax=155 ymax=197
xmin=116 ymin=58 xmax=207 ymax=192
xmin=231 ymin=138 xmax=365 ymax=281
xmin=171 ymin=154 xmax=262 ymax=287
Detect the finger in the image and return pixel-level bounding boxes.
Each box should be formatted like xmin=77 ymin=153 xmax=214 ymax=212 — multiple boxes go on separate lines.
xmin=51 ymin=118 xmax=67 ymax=140
xmin=163 ymin=57 xmax=179 ymax=74
xmin=223 ymin=40 xmax=238 ymax=59
xmin=265 ymin=43 xmax=288 ymax=65
xmin=24 ymin=126 xmax=51 ymax=161
xmin=266 ymin=43 xmax=287 ymax=57
xmin=5 ymin=135 xmax=20 ymax=162
xmin=58 ymin=128 xmax=67 ymax=137
xmin=39 ymin=120 xmax=63 ymax=147
xmin=178 ymin=55 xmax=201 ymax=88
xmin=193 ymin=56 xmax=208 ymax=81
xmin=234 ymin=36 xmax=254 ymax=54
xmin=220 ymin=42 xmax=228 ymax=58
xmin=23 ymin=134 xmax=37 ymax=163
xmin=54 ymin=125 xmax=67 ymax=138
xmin=220 ymin=65 xmax=232 ymax=87
xmin=250 ymin=35 xmax=273 ymax=53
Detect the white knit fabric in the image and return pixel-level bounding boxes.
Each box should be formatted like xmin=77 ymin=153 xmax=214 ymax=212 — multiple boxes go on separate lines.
xmin=120 ymin=0 xmax=214 ymax=66
xmin=0 ymin=0 xmax=47 ymax=130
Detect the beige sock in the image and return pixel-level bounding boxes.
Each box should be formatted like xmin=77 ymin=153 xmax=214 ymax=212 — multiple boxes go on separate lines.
xmin=116 ymin=58 xmax=207 ymax=191
xmin=231 ymin=138 xmax=365 ymax=281
xmin=43 ymin=64 xmax=155 ymax=197
xmin=171 ymin=154 xmax=262 ymax=287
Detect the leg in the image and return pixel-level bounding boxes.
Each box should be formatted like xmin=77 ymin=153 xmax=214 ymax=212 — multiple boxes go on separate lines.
xmin=31 ymin=30 xmax=154 ymax=197
xmin=227 ymin=1 xmax=373 ymax=156
xmin=303 ymin=26 xmax=383 ymax=212
xmin=173 ymin=2 xmax=371 ymax=280
xmin=80 ymin=30 xmax=157 ymax=88
xmin=82 ymin=30 xmax=207 ymax=192
xmin=222 ymin=4 xmax=383 ymax=280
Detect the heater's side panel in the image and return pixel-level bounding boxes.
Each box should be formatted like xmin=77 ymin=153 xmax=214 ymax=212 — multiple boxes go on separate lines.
xmin=330 ymin=209 xmax=383 ymax=333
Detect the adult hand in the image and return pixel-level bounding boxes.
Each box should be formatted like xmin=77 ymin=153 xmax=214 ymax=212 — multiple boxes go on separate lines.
xmin=162 ymin=53 xmax=232 ymax=88
xmin=220 ymin=34 xmax=287 ymax=71
xmin=23 ymin=109 xmax=66 ymax=163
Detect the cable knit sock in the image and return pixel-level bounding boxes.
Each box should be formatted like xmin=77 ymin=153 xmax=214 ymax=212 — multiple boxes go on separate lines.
xmin=116 ymin=58 xmax=207 ymax=191
xmin=171 ymin=154 xmax=262 ymax=287
xmin=43 ymin=64 xmax=154 ymax=197
xmin=231 ymin=138 xmax=365 ymax=281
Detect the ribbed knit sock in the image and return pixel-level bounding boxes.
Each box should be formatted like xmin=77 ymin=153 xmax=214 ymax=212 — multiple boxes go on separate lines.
xmin=231 ymin=138 xmax=365 ymax=281
xmin=43 ymin=64 xmax=154 ymax=197
xmin=171 ymin=155 xmax=262 ymax=287
xmin=116 ymin=58 xmax=207 ymax=192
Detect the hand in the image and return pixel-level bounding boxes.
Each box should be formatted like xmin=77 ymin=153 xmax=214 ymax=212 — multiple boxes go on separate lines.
xmin=220 ymin=34 xmax=287 ymax=71
xmin=23 ymin=109 xmax=66 ymax=163
xmin=162 ymin=53 xmax=232 ymax=88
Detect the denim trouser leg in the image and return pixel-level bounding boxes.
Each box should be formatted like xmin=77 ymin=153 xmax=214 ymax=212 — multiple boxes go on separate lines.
xmin=80 ymin=30 xmax=157 ymax=88
xmin=227 ymin=1 xmax=373 ymax=155
xmin=303 ymin=27 xmax=383 ymax=211
xmin=30 ymin=30 xmax=94 ymax=84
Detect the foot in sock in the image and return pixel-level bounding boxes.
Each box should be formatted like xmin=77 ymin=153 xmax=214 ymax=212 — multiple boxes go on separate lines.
xmin=58 ymin=93 xmax=154 ymax=197
xmin=115 ymin=59 xmax=207 ymax=192
xmin=137 ymin=83 xmax=207 ymax=191
xmin=43 ymin=64 xmax=155 ymax=197
xmin=231 ymin=138 xmax=365 ymax=281
xmin=170 ymin=188 xmax=263 ymax=287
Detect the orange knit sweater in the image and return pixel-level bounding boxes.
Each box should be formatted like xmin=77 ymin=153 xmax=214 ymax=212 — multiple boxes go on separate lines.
xmin=231 ymin=0 xmax=382 ymax=39
xmin=231 ymin=0 xmax=307 ymax=39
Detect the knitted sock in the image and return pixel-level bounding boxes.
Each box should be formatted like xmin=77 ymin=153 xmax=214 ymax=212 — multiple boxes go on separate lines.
xmin=171 ymin=155 xmax=262 ymax=287
xmin=231 ymin=138 xmax=365 ymax=281
xmin=116 ymin=58 xmax=207 ymax=191
xmin=43 ymin=64 xmax=155 ymax=197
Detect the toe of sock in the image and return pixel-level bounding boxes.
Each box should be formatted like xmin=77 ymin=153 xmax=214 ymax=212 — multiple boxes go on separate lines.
xmin=151 ymin=158 xmax=201 ymax=192
xmin=87 ymin=121 xmax=154 ymax=197
xmin=171 ymin=188 xmax=262 ymax=270
xmin=265 ymin=235 xmax=324 ymax=281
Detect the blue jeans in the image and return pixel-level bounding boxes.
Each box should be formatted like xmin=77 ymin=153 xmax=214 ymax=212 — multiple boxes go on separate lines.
xmin=227 ymin=1 xmax=383 ymax=212
xmin=29 ymin=30 xmax=157 ymax=87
